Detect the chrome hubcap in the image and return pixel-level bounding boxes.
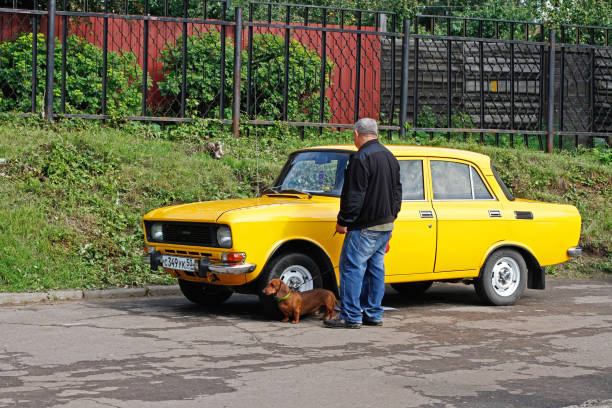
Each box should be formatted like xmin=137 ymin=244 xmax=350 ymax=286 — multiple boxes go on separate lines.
xmin=280 ymin=265 xmax=313 ymax=292
xmin=491 ymin=257 xmax=520 ymax=297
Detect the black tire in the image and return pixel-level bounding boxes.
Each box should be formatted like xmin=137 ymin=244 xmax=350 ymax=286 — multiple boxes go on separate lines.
xmin=391 ymin=281 xmax=433 ymax=297
xmin=178 ymin=279 xmax=233 ymax=306
xmin=257 ymin=253 xmax=322 ymax=317
xmin=475 ymin=249 xmax=527 ymax=306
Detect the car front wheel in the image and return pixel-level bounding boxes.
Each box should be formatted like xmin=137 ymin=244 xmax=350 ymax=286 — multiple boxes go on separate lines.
xmin=475 ymin=249 xmax=527 ymax=306
xmin=258 ymin=253 xmax=322 ymax=317
xmin=178 ymin=279 xmax=233 ymax=306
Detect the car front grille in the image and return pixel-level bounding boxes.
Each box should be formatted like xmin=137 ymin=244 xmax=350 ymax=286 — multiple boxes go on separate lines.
xmin=145 ymin=221 xmax=219 ymax=247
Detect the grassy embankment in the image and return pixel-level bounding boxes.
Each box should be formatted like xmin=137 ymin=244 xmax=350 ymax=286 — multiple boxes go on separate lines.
xmin=0 ymin=116 xmax=610 ymax=292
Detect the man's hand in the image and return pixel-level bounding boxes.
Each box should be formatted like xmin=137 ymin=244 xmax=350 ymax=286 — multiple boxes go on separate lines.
xmin=335 ymin=223 xmax=347 ymax=234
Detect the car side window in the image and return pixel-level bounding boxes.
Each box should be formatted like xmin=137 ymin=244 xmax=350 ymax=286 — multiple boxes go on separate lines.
xmin=431 ymin=160 xmax=492 ymax=200
xmin=471 ymin=166 xmax=493 ymax=199
xmin=399 ymin=160 xmax=425 ymax=200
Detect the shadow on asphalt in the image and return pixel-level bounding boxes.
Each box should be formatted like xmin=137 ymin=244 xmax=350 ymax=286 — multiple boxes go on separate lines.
xmin=381 ymin=283 xmax=484 ymax=309
xmin=89 ymin=282 xmax=492 ymax=323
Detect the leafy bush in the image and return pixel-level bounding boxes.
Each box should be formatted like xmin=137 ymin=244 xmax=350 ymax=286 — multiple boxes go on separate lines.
xmin=157 ymin=30 xmax=334 ymax=121
xmin=247 ymin=33 xmax=333 ymax=122
xmin=0 ymin=33 xmax=146 ymax=116
xmin=157 ymin=28 xmax=236 ymax=118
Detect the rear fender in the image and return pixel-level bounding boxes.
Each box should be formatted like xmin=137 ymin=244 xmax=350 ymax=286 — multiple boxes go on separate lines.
xmin=480 ymin=242 xmax=545 ymax=290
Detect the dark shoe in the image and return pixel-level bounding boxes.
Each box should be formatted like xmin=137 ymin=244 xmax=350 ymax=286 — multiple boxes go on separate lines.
xmin=362 ymin=318 xmax=383 ymax=326
xmin=324 ymin=318 xmax=361 ymax=329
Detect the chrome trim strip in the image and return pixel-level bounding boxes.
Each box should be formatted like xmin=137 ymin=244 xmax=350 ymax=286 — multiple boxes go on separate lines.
xmin=469 ymin=165 xmax=475 ymax=199
xmin=433 ymin=198 xmax=497 ymax=202
xmin=208 ymin=263 xmax=257 ymax=274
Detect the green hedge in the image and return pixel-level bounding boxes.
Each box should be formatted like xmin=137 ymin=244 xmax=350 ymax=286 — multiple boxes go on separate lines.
xmin=0 ymin=33 xmax=147 ymax=116
xmin=156 ymin=30 xmax=334 ymax=121
xmin=247 ymin=33 xmax=334 ymax=122
xmin=157 ymin=29 xmax=236 ymax=118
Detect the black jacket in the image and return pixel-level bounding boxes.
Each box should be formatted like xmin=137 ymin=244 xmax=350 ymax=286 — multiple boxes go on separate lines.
xmin=337 ymin=139 xmax=402 ymax=230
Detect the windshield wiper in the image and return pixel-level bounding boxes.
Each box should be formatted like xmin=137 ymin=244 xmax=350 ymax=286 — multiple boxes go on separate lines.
xmin=262 ymin=187 xmax=312 ymax=199
xmin=280 ymin=189 xmax=312 ymax=198
xmin=262 ymin=187 xmax=280 ymax=194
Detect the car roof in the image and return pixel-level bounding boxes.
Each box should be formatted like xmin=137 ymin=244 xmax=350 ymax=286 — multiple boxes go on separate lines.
xmin=298 ymin=144 xmax=492 ymax=167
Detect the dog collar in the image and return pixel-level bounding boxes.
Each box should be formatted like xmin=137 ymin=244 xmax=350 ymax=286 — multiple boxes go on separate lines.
xmin=276 ymin=291 xmax=291 ymax=302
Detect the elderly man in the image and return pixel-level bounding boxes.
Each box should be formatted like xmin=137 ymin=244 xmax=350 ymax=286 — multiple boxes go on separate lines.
xmin=324 ymin=118 xmax=402 ymax=329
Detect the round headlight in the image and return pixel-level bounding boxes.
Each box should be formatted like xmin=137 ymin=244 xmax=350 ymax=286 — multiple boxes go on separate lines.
xmin=151 ymin=223 xmax=164 ymax=241
xmin=217 ymin=225 xmax=232 ymax=248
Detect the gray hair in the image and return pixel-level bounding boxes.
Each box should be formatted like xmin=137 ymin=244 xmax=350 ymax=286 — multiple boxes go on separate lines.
xmin=354 ymin=118 xmax=378 ymax=137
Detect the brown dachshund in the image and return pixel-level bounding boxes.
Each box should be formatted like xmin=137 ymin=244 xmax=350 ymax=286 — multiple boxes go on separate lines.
xmin=263 ymin=278 xmax=337 ymax=324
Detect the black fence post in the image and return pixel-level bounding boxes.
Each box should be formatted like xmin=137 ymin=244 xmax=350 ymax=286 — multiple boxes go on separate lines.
xmin=102 ymin=0 xmax=109 ymax=116
xmin=219 ymin=5 xmax=227 ymax=119
xmin=318 ymin=10 xmax=328 ymax=134
xmin=31 ymin=1 xmax=38 ymax=114
xmin=388 ymin=13 xmax=396 ymax=139
xmin=537 ymin=23 xmax=544 ymax=150
xmin=590 ymin=28 xmax=595 ymax=147
xmin=282 ymin=5 xmax=290 ymax=121
xmin=413 ymin=21 xmax=419 ymax=132
xmin=479 ymin=20 xmax=484 ymax=144
xmin=547 ymin=29 xmax=556 ymax=153
xmin=246 ymin=3 xmax=253 ymax=117
xmin=45 ymin=0 xmax=56 ymax=122
xmin=354 ymin=11 xmax=362 ymax=123
xmin=232 ymin=7 xmax=243 ymax=139
xmin=560 ymin=26 xmax=566 ymax=150
xmin=446 ymin=16 xmax=451 ymax=141
xmin=141 ymin=0 xmax=150 ymax=116
xmin=180 ymin=0 xmax=187 ymax=118
xmin=60 ymin=0 xmax=67 ymax=113
xmin=510 ymin=22 xmax=515 ymax=146
xmin=399 ymin=19 xmax=410 ymax=139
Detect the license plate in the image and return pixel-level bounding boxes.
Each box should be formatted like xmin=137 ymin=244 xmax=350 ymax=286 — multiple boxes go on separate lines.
xmin=162 ymin=255 xmax=196 ymax=272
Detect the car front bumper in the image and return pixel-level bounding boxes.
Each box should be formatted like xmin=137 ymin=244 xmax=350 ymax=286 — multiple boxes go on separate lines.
xmin=143 ymin=252 xmax=256 ymax=275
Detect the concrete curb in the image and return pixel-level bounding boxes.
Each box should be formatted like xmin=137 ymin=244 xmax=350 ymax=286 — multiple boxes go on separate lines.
xmin=0 ymin=285 xmax=181 ymax=306
xmin=84 ymin=288 xmax=147 ymax=299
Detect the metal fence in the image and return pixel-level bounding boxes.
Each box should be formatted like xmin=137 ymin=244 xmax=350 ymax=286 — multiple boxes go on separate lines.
xmin=0 ymin=1 xmax=610 ymax=150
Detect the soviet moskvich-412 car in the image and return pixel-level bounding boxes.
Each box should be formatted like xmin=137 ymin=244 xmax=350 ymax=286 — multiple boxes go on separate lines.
xmin=142 ymin=145 xmax=582 ymax=311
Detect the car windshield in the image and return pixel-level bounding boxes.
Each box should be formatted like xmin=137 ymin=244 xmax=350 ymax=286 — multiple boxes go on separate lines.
xmin=270 ymin=151 xmax=351 ymax=197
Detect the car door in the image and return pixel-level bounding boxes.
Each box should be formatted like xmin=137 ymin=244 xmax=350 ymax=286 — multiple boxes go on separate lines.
xmin=430 ymin=159 xmax=506 ymax=273
xmin=385 ymin=158 xmax=437 ymax=275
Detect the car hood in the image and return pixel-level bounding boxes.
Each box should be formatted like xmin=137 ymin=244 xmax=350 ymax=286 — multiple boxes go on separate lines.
xmin=143 ymin=196 xmax=331 ymax=223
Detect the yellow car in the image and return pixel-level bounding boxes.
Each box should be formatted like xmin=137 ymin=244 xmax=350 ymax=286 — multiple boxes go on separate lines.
xmin=142 ymin=145 xmax=582 ymax=310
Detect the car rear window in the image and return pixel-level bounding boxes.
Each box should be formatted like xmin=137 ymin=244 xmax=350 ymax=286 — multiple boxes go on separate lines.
xmin=431 ymin=160 xmax=493 ymax=200
xmin=399 ymin=160 xmax=425 ymax=200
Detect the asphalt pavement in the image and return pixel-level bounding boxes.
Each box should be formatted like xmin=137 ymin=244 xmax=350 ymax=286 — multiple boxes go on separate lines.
xmin=0 ymin=278 xmax=611 ymax=408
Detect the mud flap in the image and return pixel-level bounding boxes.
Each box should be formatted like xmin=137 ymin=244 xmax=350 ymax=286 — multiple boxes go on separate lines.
xmin=528 ymin=266 xmax=546 ymax=290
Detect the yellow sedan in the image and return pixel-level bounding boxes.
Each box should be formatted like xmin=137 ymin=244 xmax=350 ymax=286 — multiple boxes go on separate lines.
xmin=142 ymin=145 xmax=582 ymax=311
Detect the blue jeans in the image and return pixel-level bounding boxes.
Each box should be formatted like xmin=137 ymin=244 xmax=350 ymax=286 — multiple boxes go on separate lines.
xmin=339 ymin=229 xmax=392 ymax=324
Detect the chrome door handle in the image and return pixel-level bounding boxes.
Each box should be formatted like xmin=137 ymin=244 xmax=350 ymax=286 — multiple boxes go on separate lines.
xmin=488 ymin=210 xmax=502 ymax=217
xmin=420 ymin=210 xmax=434 ymax=218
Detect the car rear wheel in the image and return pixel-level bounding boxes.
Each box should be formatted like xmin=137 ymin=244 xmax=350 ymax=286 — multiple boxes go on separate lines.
xmin=390 ymin=281 xmax=433 ymax=297
xmin=258 ymin=253 xmax=322 ymax=317
xmin=178 ymin=279 xmax=233 ymax=306
xmin=475 ymin=249 xmax=527 ymax=306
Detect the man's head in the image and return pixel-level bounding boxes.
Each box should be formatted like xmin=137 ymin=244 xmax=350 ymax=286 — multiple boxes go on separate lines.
xmin=353 ymin=118 xmax=378 ymax=148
